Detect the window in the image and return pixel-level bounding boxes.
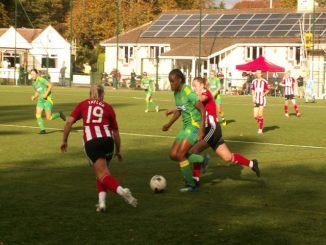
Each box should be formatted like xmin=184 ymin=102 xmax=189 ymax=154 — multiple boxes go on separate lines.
xmin=149 ymin=46 xmax=165 ymax=58
xmin=119 ymin=46 xmax=134 ymax=63
xmin=246 ymin=47 xmax=263 ymax=59
xmin=41 ymin=55 xmax=57 ymax=68
xmin=3 ymin=52 xmax=20 ymax=67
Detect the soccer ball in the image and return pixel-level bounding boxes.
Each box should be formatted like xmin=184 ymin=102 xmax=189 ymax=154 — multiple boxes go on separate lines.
xmin=150 ymin=175 xmax=167 ymax=193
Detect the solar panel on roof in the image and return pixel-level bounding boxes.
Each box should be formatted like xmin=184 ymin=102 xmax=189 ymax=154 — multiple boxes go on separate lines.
xmin=141 ymin=12 xmax=326 ymax=38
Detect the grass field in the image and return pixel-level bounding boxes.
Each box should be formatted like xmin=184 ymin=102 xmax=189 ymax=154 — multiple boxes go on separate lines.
xmin=0 ymin=85 xmax=326 ymax=245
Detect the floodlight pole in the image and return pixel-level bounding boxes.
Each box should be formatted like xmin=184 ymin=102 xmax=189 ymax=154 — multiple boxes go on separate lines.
xmin=14 ymin=0 xmax=17 ymax=85
xmin=69 ymin=0 xmax=73 ymax=87
xmin=198 ymin=0 xmax=202 ymax=76
xmin=115 ymin=0 xmax=120 ymax=89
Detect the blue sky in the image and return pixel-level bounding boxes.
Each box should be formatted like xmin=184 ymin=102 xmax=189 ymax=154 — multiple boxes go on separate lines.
xmin=215 ymin=0 xmax=239 ymax=9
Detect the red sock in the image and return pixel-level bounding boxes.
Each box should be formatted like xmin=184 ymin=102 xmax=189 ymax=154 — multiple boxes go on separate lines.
xmin=97 ymin=178 xmax=107 ymax=193
xmin=231 ymin=153 xmax=250 ymax=167
xmin=193 ymin=163 xmax=201 ymax=178
xmin=293 ymin=104 xmax=299 ymax=113
xmin=258 ymin=116 xmax=264 ymax=129
xmin=100 ymin=175 xmax=120 ymax=193
xmin=284 ymin=105 xmax=288 ymax=113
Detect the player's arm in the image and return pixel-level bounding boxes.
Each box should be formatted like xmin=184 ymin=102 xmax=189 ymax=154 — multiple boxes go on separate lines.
xmin=31 ymin=91 xmax=38 ymax=101
xmin=194 ymin=100 xmax=206 ymax=140
xmin=162 ymin=109 xmax=181 ymax=131
xmin=263 ymin=82 xmax=269 ymax=96
xmin=112 ymin=129 xmax=122 ymax=161
xmin=43 ymin=81 xmax=53 ymax=99
xmin=60 ymin=116 xmax=75 ymax=152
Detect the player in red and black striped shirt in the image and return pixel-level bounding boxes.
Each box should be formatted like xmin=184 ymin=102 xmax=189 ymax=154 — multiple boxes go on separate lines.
xmin=60 ymin=85 xmax=137 ymax=212
xmin=280 ymin=71 xmax=301 ymax=117
xmin=191 ymin=77 xmax=260 ymax=183
xmin=251 ymin=70 xmax=269 ymax=134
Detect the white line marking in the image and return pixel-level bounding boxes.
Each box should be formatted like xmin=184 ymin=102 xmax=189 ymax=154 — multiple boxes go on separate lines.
xmin=1 ymin=123 xmax=325 ymax=150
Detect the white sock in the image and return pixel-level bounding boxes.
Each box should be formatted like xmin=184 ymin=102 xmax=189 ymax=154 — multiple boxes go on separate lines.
xmin=98 ymin=191 xmax=106 ymax=206
xmin=116 ymin=186 xmax=124 ymax=196
xmin=249 ymin=161 xmax=253 ymax=168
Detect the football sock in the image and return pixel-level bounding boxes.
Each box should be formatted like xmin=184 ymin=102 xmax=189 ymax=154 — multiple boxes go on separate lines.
xmin=258 ymin=116 xmax=264 ymax=129
xmin=50 ymin=112 xmax=60 ymax=120
xmin=100 ymin=175 xmax=120 ymax=193
xmin=284 ymin=105 xmax=288 ymax=113
xmin=294 ymin=104 xmax=299 ymax=113
xmin=179 ymin=160 xmax=196 ymax=187
xmin=219 ymin=112 xmax=225 ymax=121
xmin=187 ymin=153 xmax=204 ymax=164
xmin=231 ymin=153 xmax=250 ymax=167
xmin=97 ymin=178 xmax=107 ymax=192
xmin=145 ymin=100 xmax=150 ymax=110
xmin=36 ymin=115 xmax=45 ymax=130
xmin=98 ymin=191 xmax=106 ymax=206
xmin=192 ymin=163 xmax=201 ymax=178
xmin=150 ymin=100 xmax=157 ymax=107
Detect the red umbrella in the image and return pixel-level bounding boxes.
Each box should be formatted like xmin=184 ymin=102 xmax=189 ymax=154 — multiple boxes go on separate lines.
xmin=236 ymin=56 xmax=285 ymax=72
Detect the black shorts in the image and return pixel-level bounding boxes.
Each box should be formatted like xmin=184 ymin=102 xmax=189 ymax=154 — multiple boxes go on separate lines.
xmin=254 ymin=103 xmax=264 ymax=107
xmin=84 ymin=137 xmax=114 ymax=165
xmin=204 ymin=124 xmax=224 ymax=150
xmin=285 ymin=94 xmax=294 ymax=100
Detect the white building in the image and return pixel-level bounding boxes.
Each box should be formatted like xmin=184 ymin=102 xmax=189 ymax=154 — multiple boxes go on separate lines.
xmin=101 ymin=8 xmax=326 ymax=96
xmin=0 ymin=25 xmax=71 ymax=84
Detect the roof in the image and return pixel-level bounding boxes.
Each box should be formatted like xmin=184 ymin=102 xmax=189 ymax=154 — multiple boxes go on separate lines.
xmin=16 ymin=28 xmax=43 ymax=42
xmin=101 ymin=8 xmax=326 ymax=57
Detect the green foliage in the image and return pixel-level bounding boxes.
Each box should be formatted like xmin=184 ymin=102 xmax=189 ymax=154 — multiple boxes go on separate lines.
xmin=317 ymin=0 xmax=326 ymax=7
xmin=0 ymin=2 xmax=9 ymax=27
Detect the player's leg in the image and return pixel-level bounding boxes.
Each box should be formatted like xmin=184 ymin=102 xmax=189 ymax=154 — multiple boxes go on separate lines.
xmin=284 ymin=99 xmax=289 ymax=117
xmin=291 ymin=98 xmax=300 ymax=117
xmin=44 ymin=99 xmax=65 ymax=121
xmin=253 ymin=106 xmax=260 ymax=132
xmin=215 ymin=143 xmax=260 ymax=177
xmin=145 ymin=92 xmax=150 ymax=112
xmin=216 ymin=96 xmax=226 ymax=126
xmin=87 ymin=138 xmax=137 ymax=208
xmin=35 ymin=105 xmax=46 ymax=134
xmin=172 ymin=129 xmax=198 ymax=191
xmin=189 ymin=139 xmax=210 ymax=184
xmin=257 ymin=106 xmax=264 ymax=134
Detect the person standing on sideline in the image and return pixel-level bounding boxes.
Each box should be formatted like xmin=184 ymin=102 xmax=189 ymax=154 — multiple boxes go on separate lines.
xmin=305 ymin=78 xmax=315 ymax=103
xmin=59 ymin=63 xmax=66 ymax=86
xmin=280 ymin=71 xmax=301 ymax=117
xmin=141 ymin=72 xmax=159 ymax=112
xmin=190 ymin=77 xmax=260 ymax=183
xmin=162 ymin=69 xmax=206 ymax=192
xmin=60 ymin=84 xmax=137 ymax=212
xmin=207 ymin=70 xmax=227 ymax=126
xmin=30 ymin=68 xmax=65 ymax=134
xmin=297 ymin=75 xmax=305 ymax=99
xmin=251 ymin=69 xmax=269 ymax=134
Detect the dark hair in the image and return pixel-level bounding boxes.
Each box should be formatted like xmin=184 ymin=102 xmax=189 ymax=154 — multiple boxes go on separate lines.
xmin=31 ymin=68 xmax=38 ymax=74
xmin=169 ymin=69 xmax=185 ymax=84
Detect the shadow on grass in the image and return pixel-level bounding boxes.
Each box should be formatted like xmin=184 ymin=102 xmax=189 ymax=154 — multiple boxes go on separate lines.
xmin=264 ymin=125 xmax=280 ymax=133
xmin=0 ymin=131 xmax=30 ymax=135
xmin=225 ymin=119 xmax=236 ymax=125
xmin=0 ymin=102 xmax=134 ymax=125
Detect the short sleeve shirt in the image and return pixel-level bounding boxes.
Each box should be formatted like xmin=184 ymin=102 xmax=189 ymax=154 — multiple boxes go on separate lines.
xmin=174 ymin=84 xmax=200 ymax=128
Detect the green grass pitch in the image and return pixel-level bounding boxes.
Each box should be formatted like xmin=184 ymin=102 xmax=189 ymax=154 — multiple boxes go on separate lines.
xmin=0 ymin=86 xmax=326 ymax=244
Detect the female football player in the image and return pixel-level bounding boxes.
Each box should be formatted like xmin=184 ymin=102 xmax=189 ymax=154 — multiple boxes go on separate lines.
xmin=251 ymin=69 xmax=269 ymax=134
xmin=60 ymin=84 xmax=137 ymax=212
xmin=191 ymin=77 xmax=260 ymax=182
xmin=30 ymin=68 xmax=65 ymax=134
xmin=162 ymin=69 xmax=206 ymax=192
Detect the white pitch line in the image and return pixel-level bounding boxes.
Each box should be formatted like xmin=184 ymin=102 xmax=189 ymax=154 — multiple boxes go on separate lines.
xmin=0 ymin=123 xmax=326 ymax=150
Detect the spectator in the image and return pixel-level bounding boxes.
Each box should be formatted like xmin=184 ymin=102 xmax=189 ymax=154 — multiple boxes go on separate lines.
xmin=297 ymin=75 xmax=304 ymax=99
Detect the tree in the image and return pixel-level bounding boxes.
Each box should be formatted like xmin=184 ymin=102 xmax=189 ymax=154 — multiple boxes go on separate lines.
xmin=0 ymin=2 xmax=9 ymax=27
xmin=233 ymin=0 xmax=268 ymax=9
xmin=317 ymin=0 xmax=326 ymax=7
xmin=219 ymin=1 xmax=226 ymax=9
